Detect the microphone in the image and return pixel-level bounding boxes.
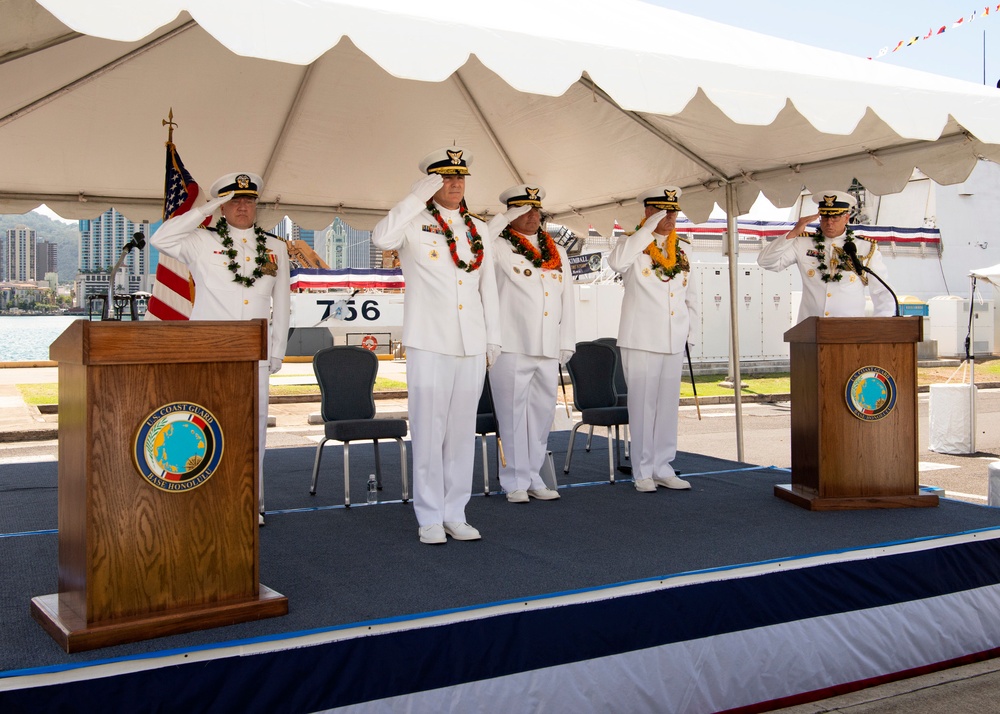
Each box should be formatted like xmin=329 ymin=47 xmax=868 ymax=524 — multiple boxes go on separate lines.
xmin=129 ymin=231 xmax=146 ymax=250
xmin=843 ymin=240 xmax=900 ymax=317
xmin=842 ymin=240 xmax=865 ymax=276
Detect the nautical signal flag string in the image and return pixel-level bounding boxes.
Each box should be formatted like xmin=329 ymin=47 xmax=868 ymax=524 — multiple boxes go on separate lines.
xmin=869 ymin=5 xmax=1000 ymax=59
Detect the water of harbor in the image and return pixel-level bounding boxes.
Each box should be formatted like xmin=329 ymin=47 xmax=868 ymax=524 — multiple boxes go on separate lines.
xmin=0 ymin=315 xmax=84 ymax=361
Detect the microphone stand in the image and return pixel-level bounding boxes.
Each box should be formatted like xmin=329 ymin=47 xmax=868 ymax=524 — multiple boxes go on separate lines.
xmin=860 ymin=266 xmax=900 ymax=317
xmin=844 ymin=242 xmax=900 ymax=317
xmin=103 ymin=232 xmax=146 ymax=320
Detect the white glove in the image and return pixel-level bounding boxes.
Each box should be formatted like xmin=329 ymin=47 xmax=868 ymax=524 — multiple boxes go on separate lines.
xmin=487 ymin=205 xmax=532 ymax=236
xmin=409 ymin=174 xmax=444 ymax=202
xmin=268 ymin=356 xmax=283 ymax=375
xmin=197 ymin=192 xmax=234 ymax=220
xmin=559 ymin=350 xmax=574 ymax=367
xmin=486 ymin=344 xmax=502 ymax=369
xmin=643 ymin=210 xmax=667 ymax=233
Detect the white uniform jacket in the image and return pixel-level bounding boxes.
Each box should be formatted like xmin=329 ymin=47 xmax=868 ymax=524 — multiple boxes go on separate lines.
xmin=608 ymin=224 xmax=700 ymax=355
xmin=492 ymin=232 xmax=575 ymax=359
xmin=372 ymin=194 xmax=500 ymax=356
xmin=150 ymin=211 xmax=290 ymax=362
xmin=757 ymin=229 xmax=895 ymax=323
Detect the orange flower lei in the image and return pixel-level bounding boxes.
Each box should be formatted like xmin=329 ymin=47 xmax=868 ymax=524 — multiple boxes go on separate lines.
xmin=502 ymin=227 xmax=562 ymax=270
xmin=638 ymin=223 xmax=689 ymax=281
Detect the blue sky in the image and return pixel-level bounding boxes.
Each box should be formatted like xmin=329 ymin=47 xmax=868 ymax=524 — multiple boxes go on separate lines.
xmin=642 ymin=1 xmax=1000 ymax=85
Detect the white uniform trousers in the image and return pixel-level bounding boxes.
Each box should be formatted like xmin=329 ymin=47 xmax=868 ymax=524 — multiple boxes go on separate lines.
xmin=258 ymin=361 xmax=269 ymax=515
xmin=621 ymin=347 xmax=683 ymax=481
xmin=490 ymin=352 xmax=558 ymax=493
xmin=407 ymin=347 xmax=486 ymax=527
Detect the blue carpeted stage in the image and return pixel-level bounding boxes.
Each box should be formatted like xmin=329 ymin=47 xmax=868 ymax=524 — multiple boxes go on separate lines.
xmin=3 ymin=434 xmax=1000 ymax=713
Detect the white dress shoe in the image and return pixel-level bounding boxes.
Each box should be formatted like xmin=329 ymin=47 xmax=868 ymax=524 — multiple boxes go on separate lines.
xmin=634 ymin=478 xmax=656 ymax=493
xmin=506 ymin=489 xmax=530 ymax=503
xmin=653 ymin=474 xmax=691 ymax=490
xmin=527 ymin=488 xmax=560 ymax=500
xmin=419 ymin=523 xmax=447 ymax=544
xmin=443 ymin=522 xmax=482 ymax=541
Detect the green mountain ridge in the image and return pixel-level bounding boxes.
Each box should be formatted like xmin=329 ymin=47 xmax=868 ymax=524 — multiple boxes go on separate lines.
xmin=0 ymin=211 xmax=80 ymax=284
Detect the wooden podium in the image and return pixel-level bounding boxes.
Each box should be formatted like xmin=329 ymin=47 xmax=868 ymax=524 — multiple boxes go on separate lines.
xmin=774 ymin=316 xmax=938 ymax=511
xmin=32 ymin=320 xmax=287 ymax=652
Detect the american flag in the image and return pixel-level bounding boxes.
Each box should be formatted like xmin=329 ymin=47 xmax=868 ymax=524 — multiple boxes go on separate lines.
xmin=144 ymin=142 xmax=202 ymax=321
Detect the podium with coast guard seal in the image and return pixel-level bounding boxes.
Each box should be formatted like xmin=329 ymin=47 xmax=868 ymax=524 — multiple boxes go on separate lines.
xmin=31 ymin=319 xmax=287 ymax=652
xmin=774 ymin=316 xmax=938 ymax=511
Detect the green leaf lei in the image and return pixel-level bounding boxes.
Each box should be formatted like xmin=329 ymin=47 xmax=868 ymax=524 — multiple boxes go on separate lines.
xmin=216 ymin=217 xmax=270 ymax=287
xmin=426 ymin=200 xmax=484 ymax=272
xmin=812 ymin=227 xmax=855 ymax=283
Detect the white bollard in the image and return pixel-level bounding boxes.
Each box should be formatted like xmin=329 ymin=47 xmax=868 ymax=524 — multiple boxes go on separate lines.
xmin=989 ymin=462 xmax=1000 ymax=507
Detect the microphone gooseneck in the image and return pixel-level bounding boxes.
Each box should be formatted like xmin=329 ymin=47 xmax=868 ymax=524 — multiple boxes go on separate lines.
xmin=843 ymin=239 xmax=900 ymax=317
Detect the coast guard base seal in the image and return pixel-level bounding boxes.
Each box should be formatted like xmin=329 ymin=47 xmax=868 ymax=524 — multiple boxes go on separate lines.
xmin=133 ymin=402 xmax=224 ymax=491
xmin=845 ymin=366 xmax=897 ymax=422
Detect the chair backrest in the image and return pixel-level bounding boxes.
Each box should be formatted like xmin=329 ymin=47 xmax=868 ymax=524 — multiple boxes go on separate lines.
xmin=566 ymin=341 xmax=618 ymax=410
xmin=312 ymin=346 xmax=378 ymax=422
xmin=593 ymin=336 xmax=626 ymax=398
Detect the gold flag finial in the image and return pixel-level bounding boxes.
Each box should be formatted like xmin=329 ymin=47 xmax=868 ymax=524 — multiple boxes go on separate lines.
xmin=162 ymin=108 xmax=177 ymax=144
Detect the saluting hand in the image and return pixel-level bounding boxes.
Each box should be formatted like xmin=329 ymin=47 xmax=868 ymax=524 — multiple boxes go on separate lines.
xmin=196 ymin=191 xmax=234 ymax=220
xmin=790 ymin=213 xmax=820 ymax=238
xmin=487 ymin=204 xmax=532 ymax=236
xmin=409 ymin=174 xmax=444 ymax=202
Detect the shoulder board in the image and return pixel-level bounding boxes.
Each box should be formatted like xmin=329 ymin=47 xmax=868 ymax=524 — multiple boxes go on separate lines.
xmin=262 ymin=230 xmax=282 ymax=240
xmin=206 ymin=225 xmax=218 ymax=233
xmin=466 ymin=211 xmax=487 ymax=222
xmin=624 ymin=230 xmax=636 ymax=237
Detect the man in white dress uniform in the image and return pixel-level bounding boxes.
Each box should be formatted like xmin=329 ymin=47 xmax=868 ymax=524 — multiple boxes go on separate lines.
xmin=757 ymin=190 xmax=895 ymax=323
xmin=150 ymin=172 xmax=290 ymax=525
xmin=372 ymin=148 xmax=501 ymax=544
xmin=487 ymin=185 xmax=575 ymax=504
xmin=608 ymin=186 xmax=700 ymax=493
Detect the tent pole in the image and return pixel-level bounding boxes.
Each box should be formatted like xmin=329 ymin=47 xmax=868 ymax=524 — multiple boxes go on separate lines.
xmin=969 ymin=276 xmax=977 ymax=452
xmin=725 ymin=183 xmax=745 ymax=461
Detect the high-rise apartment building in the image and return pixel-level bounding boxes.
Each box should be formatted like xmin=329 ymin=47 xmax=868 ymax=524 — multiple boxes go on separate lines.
xmin=4 ymin=225 xmax=36 ymax=282
xmin=76 ymin=208 xmax=152 ymax=304
xmin=35 ymin=240 xmax=58 ymax=280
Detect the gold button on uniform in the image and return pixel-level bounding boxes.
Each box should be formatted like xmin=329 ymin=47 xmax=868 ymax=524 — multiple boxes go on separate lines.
xmin=244 ymin=299 xmax=249 ymax=305
xmin=458 ymin=279 xmax=463 ymax=285
xmin=544 ymin=311 xmax=548 ymax=316
xmin=459 ymin=304 xmax=463 ymax=310
xmin=824 ymin=311 xmax=830 ymax=316
xmin=827 ymin=292 xmax=832 ymax=297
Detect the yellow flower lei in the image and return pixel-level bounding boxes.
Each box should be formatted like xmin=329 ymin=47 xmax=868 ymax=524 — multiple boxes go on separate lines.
xmin=638 ymin=224 xmax=689 ymax=281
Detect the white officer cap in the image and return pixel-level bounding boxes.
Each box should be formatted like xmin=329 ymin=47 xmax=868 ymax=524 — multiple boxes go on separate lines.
xmin=813 ymin=190 xmax=856 ymax=215
xmin=499 ymin=184 xmax=545 ymax=208
xmin=418 ymin=147 xmax=472 ymax=176
xmin=637 ymin=185 xmax=682 ymax=211
xmin=210 ymin=172 xmax=264 ymax=199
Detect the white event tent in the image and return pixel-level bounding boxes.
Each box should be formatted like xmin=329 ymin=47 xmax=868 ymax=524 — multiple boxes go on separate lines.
xmin=5 ymin=0 xmax=1000 ymax=457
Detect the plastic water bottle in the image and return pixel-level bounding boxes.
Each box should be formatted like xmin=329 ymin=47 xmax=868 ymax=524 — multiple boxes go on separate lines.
xmin=367 ymin=473 xmax=377 ymax=505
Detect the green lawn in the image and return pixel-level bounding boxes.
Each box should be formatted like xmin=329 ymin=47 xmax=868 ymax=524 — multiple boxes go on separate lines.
xmin=17 ymin=358 xmax=1000 ymax=405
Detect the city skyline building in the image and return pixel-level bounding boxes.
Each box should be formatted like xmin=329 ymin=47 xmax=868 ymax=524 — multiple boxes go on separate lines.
xmin=320 ymin=217 xmax=372 ymax=269
xmin=35 ymin=240 xmax=58 ymax=281
xmin=3 ymin=224 xmax=36 ymax=283
xmin=76 ymin=208 xmax=152 ymax=305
